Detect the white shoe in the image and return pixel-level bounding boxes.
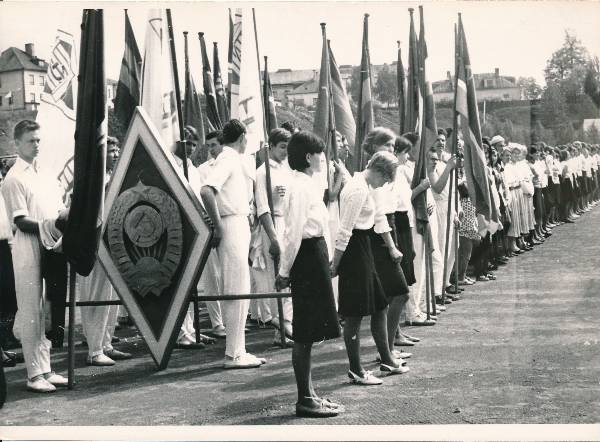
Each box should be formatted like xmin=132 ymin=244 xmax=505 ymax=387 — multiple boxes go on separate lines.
xmin=223 ymin=353 xmax=266 ymax=369
xmin=44 ymin=372 xmax=69 ymax=387
xmin=86 ymin=354 xmax=116 ymax=366
xmin=380 ymin=363 xmax=410 ymax=374
xmin=27 ymin=376 xmax=57 ymax=393
xmin=393 ymin=349 xmax=412 ymax=359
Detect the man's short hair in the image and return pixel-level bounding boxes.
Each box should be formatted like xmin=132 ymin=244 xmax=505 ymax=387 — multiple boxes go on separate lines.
xmin=437 ymin=128 xmax=447 ymax=137
xmin=107 ymin=136 xmax=119 ymax=147
xmin=14 ymin=120 xmax=39 ymax=141
xmin=366 ymin=150 xmax=399 ymax=182
xmin=184 ymin=125 xmax=199 ymax=142
xmin=269 ymin=128 xmax=291 ymax=147
xmin=287 ymin=131 xmax=325 ymax=171
xmin=221 ymin=119 xmax=247 ymax=144
xmin=401 ymin=131 xmax=419 ymax=147
xmin=281 ymin=121 xmax=296 ymax=134
xmin=394 ymin=136 xmax=412 ymax=154
xmin=362 ymin=127 xmax=396 ymax=156
xmin=206 ymin=130 xmax=222 ymax=143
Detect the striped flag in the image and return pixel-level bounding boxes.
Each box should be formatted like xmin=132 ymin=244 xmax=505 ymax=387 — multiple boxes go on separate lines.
xmin=62 ymin=9 xmax=106 ymax=276
xmin=354 ymin=13 xmax=374 ymax=172
xmin=183 ymin=32 xmax=205 ymax=146
xmin=405 ymin=8 xmax=420 ymax=135
xmin=263 ymin=56 xmax=278 ymax=134
xmin=140 ymin=9 xmax=180 ymax=153
xmin=313 ymin=24 xmax=336 ymax=159
xmin=228 ymin=9 xmax=242 ymax=116
xmin=113 ymin=9 xmax=141 ymax=134
xmin=199 ymin=32 xmax=221 ymax=131
xmin=36 ymin=28 xmax=78 ymax=203
xmin=213 ymin=42 xmax=230 ymax=123
xmin=456 ymin=15 xmax=499 ymax=231
xmin=397 ymin=41 xmax=406 ymax=135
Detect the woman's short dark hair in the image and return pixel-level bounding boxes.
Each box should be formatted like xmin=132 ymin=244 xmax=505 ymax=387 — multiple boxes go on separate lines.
xmin=559 ymin=150 xmax=568 ymax=161
xmin=107 ymin=136 xmax=119 ymax=147
xmin=401 ymin=131 xmax=419 ymax=147
xmin=394 ymin=136 xmax=412 ymax=154
xmin=437 ymin=128 xmax=447 ymax=137
xmin=362 ymin=127 xmax=396 ymax=156
xmin=206 ymin=130 xmax=222 ymax=143
xmin=222 ymin=119 xmax=247 ymax=144
xmin=287 ymin=131 xmax=325 ymax=171
xmin=13 ymin=120 xmax=39 ymax=141
xmin=269 ymin=128 xmax=291 ymax=147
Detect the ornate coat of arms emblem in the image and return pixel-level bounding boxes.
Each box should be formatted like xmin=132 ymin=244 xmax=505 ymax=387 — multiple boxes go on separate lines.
xmin=107 ymin=180 xmax=182 ymax=297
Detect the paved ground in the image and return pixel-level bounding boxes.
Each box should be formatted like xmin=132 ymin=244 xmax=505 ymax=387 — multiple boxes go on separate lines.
xmin=1 ymin=207 xmax=599 ymax=427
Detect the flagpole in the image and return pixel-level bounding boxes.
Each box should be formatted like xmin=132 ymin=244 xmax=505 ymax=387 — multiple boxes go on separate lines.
xmin=320 ymin=24 xmax=332 ymax=197
xmin=326 ymin=38 xmax=339 ymax=163
xmin=253 ymin=8 xmax=286 ymax=348
xmin=453 ymin=20 xmax=461 ymax=297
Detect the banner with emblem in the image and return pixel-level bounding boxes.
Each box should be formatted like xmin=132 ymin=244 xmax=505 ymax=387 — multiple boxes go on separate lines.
xmin=98 ymin=107 xmax=212 ymax=369
xmin=36 ymin=29 xmax=79 ymax=203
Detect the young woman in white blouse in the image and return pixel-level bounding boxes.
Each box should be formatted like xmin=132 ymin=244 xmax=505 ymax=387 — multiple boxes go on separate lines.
xmin=275 ymin=131 xmax=342 ymax=418
xmin=331 ymin=151 xmax=407 ymax=386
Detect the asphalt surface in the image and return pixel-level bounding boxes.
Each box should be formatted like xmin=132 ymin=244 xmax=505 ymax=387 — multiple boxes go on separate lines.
xmin=1 ymin=206 xmax=599 ymax=426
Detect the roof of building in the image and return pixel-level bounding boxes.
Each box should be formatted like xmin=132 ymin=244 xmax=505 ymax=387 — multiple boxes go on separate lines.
xmin=0 ymin=47 xmax=47 ymax=74
xmin=269 ymin=69 xmax=317 ymax=86
xmin=433 ymin=72 xmax=518 ymax=94
xmin=287 ymin=78 xmax=319 ymax=95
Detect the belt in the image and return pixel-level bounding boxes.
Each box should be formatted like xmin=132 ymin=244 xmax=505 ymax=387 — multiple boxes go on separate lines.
xmin=509 ymin=184 xmax=521 ymax=190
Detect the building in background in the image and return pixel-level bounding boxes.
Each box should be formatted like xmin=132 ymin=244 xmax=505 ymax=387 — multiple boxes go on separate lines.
xmin=0 ymin=44 xmax=47 ymax=112
xmin=286 ymin=77 xmax=320 ymax=109
xmin=433 ymin=68 xmax=521 ymax=103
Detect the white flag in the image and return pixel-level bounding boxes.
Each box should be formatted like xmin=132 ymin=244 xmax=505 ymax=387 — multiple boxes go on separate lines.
xmin=36 ymin=29 xmax=79 ymax=202
xmin=140 ymin=9 xmax=180 ymax=153
xmin=230 ymin=9 xmax=264 ymax=155
xmin=5 ymin=91 xmax=12 ymax=99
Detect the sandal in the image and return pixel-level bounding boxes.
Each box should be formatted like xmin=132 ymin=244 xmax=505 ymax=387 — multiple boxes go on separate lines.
xmin=296 ymin=398 xmax=340 ymax=418
xmin=348 ymin=370 xmax=383 ymax=385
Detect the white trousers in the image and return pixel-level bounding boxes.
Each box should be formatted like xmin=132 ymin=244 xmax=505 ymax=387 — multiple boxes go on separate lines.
xmin=407 ymin=209 xmax=444 ymax=320
xmin=199 ymin=250 xmax=223 ymax=328
xmin=11 ymin=230 xmax=51 ymax=379
xmin=217 ymin=216 xmax=251 ymax=358
xmin=435 ymin=198 xmax=457 ymax=289
xmin=79 ymin=261 xmax=118 ymax=357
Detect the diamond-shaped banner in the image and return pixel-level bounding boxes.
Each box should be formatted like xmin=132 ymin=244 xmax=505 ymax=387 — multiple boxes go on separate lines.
xmin=98 ymin=107 xmax=212 ymax=369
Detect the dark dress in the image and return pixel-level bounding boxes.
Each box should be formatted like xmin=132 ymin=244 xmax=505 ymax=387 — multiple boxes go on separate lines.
xmin=290 ymin=237 xmax=341 ymax=343
xmin=393 ymin=211 xmax=416 ymax=286
xmin=338 ymin=229 xmax=388 ymax=317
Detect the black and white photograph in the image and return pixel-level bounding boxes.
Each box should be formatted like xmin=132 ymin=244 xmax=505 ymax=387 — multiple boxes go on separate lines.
xmin=0 ymin=1 xmax=599 ymax=440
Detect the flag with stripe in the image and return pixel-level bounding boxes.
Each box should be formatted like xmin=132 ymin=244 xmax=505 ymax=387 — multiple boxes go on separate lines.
xmin=113 ymin=9 xmax=141 ymax=134
xmin=397 ymin=41 xmax=406 ymax=135
xmin=213 ymin=42 xmax=230 ymax=124
xmin=183 ymin=32 xmax=205 ymax=147
xmin=62 ymin=9 xmax=106 ymax=276
xmin=228 ymin=9 xmax=242 ymax=116
xmin=405 ymin=8 xmax=421 ymax=136
xmin=36 ymin=28 xmax=78 ymax=203
xmin=354 ymin=14 xmax=374 ymax=172
xmin=140 ymin=9 xmax=179 ymax=153
xmin=263 ymin=56 xmax=278 ymax=134
xmin=456 ymin=15 xmax=499 ymax=231
xmin=199 ymin=32 xmax=221 ymax=131
xmin=313 ymin=25 xmax=335 ymax=158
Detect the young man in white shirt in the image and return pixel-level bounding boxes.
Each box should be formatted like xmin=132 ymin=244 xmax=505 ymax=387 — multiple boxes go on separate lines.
xmin=1 ymin=120 xmax=69 ymax=392
xmin=201 ymin=120 xmax=266 ymax=369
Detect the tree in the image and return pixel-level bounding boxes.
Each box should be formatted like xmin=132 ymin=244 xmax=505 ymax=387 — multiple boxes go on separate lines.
xmin=374 ymin=64 xmax=397 ymax=107
xmin=540 ymin=81 xmax=573 ymax=143
xmin=349 ymin=66 xmax=360 ymax=103
xmin=584 ymin=123 xmax=600 ymax=143
xmin=584 ymin=57 xmax=600 ymax=109
xmin=517 ymin=77 xmax=543 ymax=100
xmin=544 ymin=31 xmax=590 ymax=84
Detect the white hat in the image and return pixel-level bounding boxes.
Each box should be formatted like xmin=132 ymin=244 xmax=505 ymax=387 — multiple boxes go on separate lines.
xmin=490 ymin=135 xmax=505 ymax=146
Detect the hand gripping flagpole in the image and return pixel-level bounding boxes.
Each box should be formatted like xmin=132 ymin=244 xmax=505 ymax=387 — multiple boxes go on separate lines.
xmin=253 ymin=8 xmax=287 ymax=348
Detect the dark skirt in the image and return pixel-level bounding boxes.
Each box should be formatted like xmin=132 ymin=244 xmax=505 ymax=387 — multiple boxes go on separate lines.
xmin=369 ymin=217 xmax=410 ymax=300
xmin=290 ymin=237 xmax=341 ymax=343
xmin=338 ymin=229 xmax=388 ymax=318
xmin=0 ymin=240 xmax=16 ymax=316
xmin=561 ymin=177 xmax=573 ymax=203
xmin=394 ymin=211 xmax=416 ymax=286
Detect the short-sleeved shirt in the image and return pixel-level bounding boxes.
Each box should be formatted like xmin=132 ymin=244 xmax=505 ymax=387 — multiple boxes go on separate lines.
xmin=203 ymin=146 xmax=250 ymax=217
xmin=255 ymin=159 xmax=292 ymax=218
xmin=0 ymin=190 xmax=13 ymax=240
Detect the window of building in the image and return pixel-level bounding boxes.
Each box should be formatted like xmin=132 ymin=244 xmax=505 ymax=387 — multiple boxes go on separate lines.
xmin=503 ymin=94 xmax=510 ymax=99
xmin=30 ymin=93 xmax=36 ymax=102
xmin=39 ymin=76 xmax=44 ymax=86
xmin=29 ymin=74 xmax=35 ymax=85
xmin=312 ymin=97 xmax=318 ymax=106
xmin=8 ymin=96 xmax=13 ymax=105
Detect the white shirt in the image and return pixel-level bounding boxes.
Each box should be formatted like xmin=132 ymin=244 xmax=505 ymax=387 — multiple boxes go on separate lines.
xmin=371 ymin=182 xmax=394 ymax=235
xmin=393 ymin=164 xmax=415 ymax=227
xmin=279 ymin=171 xmax=330 ymax=278
xmin=203 ymin=146 xmax=251 ymax=217
xmin=172 ymin=155 xmax=201 ymax=199
xmin=335 ymin=172 xmax=375 ymax=252
xmin=255 ymin=158 xmax=292 ymax=218
xmin=196 ymin=157 xmax=216 ymax=184
xmin=0 ymin=190 xmax=13 ymax=241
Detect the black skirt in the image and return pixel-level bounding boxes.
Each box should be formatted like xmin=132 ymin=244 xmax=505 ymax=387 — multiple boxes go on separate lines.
xmin=338 ymin=229 xmax=388 ymax=317
xmin=289 ymin=237 xmax=340 ymax=344
xmin=369 ymin=219 xmax=410 ymax=300
xmin=394 ymin=211 xmax=416 ymax=286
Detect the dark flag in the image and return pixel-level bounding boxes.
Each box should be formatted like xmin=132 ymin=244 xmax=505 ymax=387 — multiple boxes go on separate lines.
xmin=62 ymin=9 xmax=106 ymax=276
xmin=113 ymin=9 xmax=141 ymax=133
xmin=313 ymin=23 xmax=337 ymax=161
xmin=354 ymin=13 xmax=375 ymax=171
xmin=397 ymin=40 xmax=406 ymax=135
xmin=456 ymin=15 xmax=499 ymax=230
xmin=199 ymin=32 xmax=221 ymax=130
xmin=213 ymin=42 xmax=230 ymax=123
xmin=406 ymin=8 xmax=420 ymax=134
xmin=263 ymin=56 xmax=278 ymax=134
xmin=183 ymin=32 xmax=205 ymax=146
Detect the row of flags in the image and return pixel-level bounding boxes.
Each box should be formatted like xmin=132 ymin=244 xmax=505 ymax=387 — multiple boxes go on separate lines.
xmin=31 ymin=6 xmax=499 ymax=277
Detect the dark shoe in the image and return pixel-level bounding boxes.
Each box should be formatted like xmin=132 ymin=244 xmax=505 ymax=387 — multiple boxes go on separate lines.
xmin=393 ymin=336 xmax=415 ymax=346
xmin=405 ymin=318 xmax=436 ymax=326
xmin=296 ymin=399 xmax=340 ymax=418
xmin=104 ymin=349 xmax=132 ymax=360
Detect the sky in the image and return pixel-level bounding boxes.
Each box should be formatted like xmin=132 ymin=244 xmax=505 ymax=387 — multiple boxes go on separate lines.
xmin=1 ymin=1 xmax=600 ymax=88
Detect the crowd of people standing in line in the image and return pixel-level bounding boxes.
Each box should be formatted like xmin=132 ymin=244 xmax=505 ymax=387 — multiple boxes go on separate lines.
xmin=0 ymin=117 xmax=598 ymax=416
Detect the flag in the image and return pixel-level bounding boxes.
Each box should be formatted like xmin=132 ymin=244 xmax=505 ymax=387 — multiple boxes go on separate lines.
xmin=199 ymin=32 xmax=221 ymax=131
xmin=313 ymin=24 xmax=335 ymax=157
xmin=62 ymin=9 xmax=107 ymax=276
xmin=228 ymin=9 xmax=242 ymax=116
xmin=263 ymin=56 xmax=277 ymax=134
xmin=36 ymin=28 xmax=78 ymax=202
xmin=405 ymin=8 xmax=420 ymax=135
xmin=113 ymin=9 xmax=141 ymax=134
xmin=4 ymin=91 xmax=11 ymax=99
xmin=140 ymin=9 xmax=180 ymax=153
xmin=183 ymin=32 xmax=205 ymax=147
xmin=213 ymin=42 xmax=230 ymax=123
xmin=397 ymin=40 xmax=406 ymax=135
xmin=230 ymin=9 xmax=265 ymax=155
xmin=456 ymin=15 xmax=499 ymax=231
xmin=354 ymin=13 xmax=375 ymax=171
xmin=328 ymin=42 xmax=356 ymax=154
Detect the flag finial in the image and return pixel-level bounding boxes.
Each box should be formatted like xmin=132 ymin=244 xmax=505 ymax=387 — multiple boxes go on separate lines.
xmin=183 ymin=31 xmax=188 ymax=36
xmin=199 ymin=32 xmax=204 ymax=37
xmin=397 ymin=40 xmax=401 ymax=47
xmin=408 ymin=7 xmax=414 ymax=14
xmin=213 ymin=42 xmax=218 ymax=46
xmin=364 ymin=13 xmax=370 ymax=18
